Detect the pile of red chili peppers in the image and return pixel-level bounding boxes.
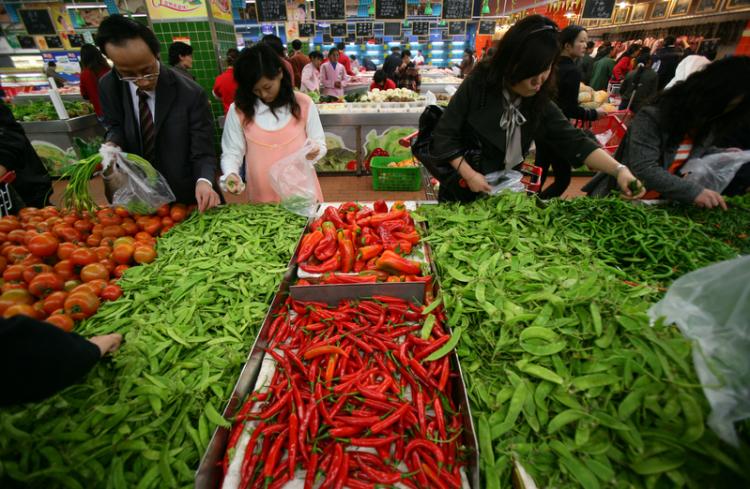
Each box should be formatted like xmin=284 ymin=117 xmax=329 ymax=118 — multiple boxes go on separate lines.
xmin=296 ymin=201 xmax=425 ymax=281
xmin=222 ymin=296 xmax=467 ymax=489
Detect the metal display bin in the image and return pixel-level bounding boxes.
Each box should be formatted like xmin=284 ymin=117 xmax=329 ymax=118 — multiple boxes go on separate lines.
xmin=13 ymin=93 xmax=83 ymax=104
xmin=20 ymin=114 xmax=104 ymax=176
xmin=195 ymin=201 xmax=480 ymax=489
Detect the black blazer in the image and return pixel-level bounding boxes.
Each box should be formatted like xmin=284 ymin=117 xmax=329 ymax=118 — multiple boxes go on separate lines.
xmin=98 ymin=64 xmax=218 ymax=205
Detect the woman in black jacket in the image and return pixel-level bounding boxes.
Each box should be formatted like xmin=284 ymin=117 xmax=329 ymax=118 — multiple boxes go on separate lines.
xmin=430 ymin=15 xmax=643 ymax=202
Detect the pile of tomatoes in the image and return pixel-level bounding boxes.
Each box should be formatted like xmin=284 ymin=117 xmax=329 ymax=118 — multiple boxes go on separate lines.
xmin=0 ymin=203 xmax=193 ymax=332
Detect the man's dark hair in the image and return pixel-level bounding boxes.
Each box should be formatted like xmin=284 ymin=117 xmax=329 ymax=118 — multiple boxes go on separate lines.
xmin=96 ymin=14 xmax=161 ymax=57
xmin=664 ymin=36 xmax=676 ymax=47
xmin=261 ymin=34 xmax=285 ymax=57
xmin=586 ymin=41 xmax=595 ymax=50
xmin=373 ymin=69 xmax=386 ymax=84
xmin=401 ymin=49 xmax=412 ymax=59
xmin=309 ymin=50 xmax=323 ymax=60
xmin=226 ymin=48 xmax=239 ymax=66
xmin=291 ymin=39 xmax=302 ymax=51
xmin=350 ymin=54 xmax=357 ymax=60
xmin=47 ymin=61 xmax=57 ymax=68
xmin=336 ymin=42 xmax=345 ymax=51
xmin=168 ymin=42 xmax=193 ymax=66
xmin=391 ymin=46 xmax=400 ymax=53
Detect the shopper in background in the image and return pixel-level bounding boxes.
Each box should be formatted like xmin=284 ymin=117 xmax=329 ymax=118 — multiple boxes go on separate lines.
xmin=578 ymin=40 xmax=595 ymax=84
xmin=349 ymin=54 xmax=360 ymax=73
xmin=300 ymin=51 xmax=323 ymax=92
xmin=589 ymin=46 xmax=616 ymax=90
xmin=593 ymin=41 xmax=612 ymax=61
xmin=288 ymin=39 xmax=309 ymax=89
xmin=653 ymin=36 xmax=684 ymax=90
xmin=459 ymin=49 xmax=475 ymax=78
xmin=362 ymin=56 xmax=377 ymax=71
xmin=383 ymin=46 xmax=402 ymax=83
xmin=45 ymin=61 xmax=65 ymax=88
xmin=0 ymin=101 xmax=52 ymax=209
xmin=212 ymin=48 xmax=239 ymax=114
xmin=430 ymin=15 xmax=643 ymax=202
xmin=413 ymin=50 xmax=425 ymax=65
xmin=262 ymin=34 xmax=296 ymax=87
xmin=0 ymin=315 xmax=122 ymax=406
xmin=619 ymin=53 xmax=658 ymax=112
xmin=396 ymin=50 xmax=421 ymax=92
xmin=585 ymin=56 xmax=750 ymax=206
xmin=335 ymin=42 xmax=355 ymax=76
xmin=96 ymin=15 xmax=220 ymax=211
xmin=320 ymin=47 xmax=347 ymax=98
xmin=370 ymin=69 xmax=396 ymax=91
xmin=664 ymin=45 xmax=715 ymax=90
xmin=78 ymin=44 xmax=111 ymax=118
xmin=220 ymin=44 xmax=325 ymax=203
xmin=168 ymin=41 xmax=195 ymax=81
xmin=610 ymin=43 xmax=641 ymax=84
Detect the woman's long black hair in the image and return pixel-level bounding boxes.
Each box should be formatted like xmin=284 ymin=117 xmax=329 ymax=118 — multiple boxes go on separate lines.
xmin=79 ymin=44 xmax=109 ymax=75
xmin=470 ymin=15 xmax=560 ymax=115
xmin=233 ymin=44 xmax=300 ymax=123
xmin=653 ymin=56 xmax=750 ymax=146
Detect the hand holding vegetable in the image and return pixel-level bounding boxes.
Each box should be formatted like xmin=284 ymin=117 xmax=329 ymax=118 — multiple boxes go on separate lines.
xmin=222 ymin=173 xmax=246 ymax=195
xmin=464 ymin=168 xmax=492 ymax=194
xmin=195 ymin=181 xmax=220 ymax=212
xmin=694 ymin=188 xmax=728 ymax=210
xmin=615 ymin=165 xmax=646 ymax=199
xmin=88 ymin=333 xmax=123 ymax=356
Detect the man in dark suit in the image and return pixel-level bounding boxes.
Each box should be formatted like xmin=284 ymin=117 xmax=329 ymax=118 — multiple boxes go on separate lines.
xmin=96 ymin=15 xmax=220 ymax=211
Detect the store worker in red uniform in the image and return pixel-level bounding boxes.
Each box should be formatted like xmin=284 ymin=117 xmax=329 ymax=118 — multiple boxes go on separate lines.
xmin=78 ymin=44 xmax=111 ymax=118
xmin=370 ymin=69 xmax=396 ymax=91
xmin=213 ymin=48 xmax=240 ymax=114
xmin=0 ymin=315 xmax=122 ymax=406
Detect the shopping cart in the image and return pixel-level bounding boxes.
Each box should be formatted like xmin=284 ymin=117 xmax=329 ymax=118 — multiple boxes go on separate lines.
xmin=577 ymin=112 xmax=629 ymax=155
xmin=398 ymin=131 xmax=544 ymax=193
xmin=0 ymin=171 xmax=18 ymax=217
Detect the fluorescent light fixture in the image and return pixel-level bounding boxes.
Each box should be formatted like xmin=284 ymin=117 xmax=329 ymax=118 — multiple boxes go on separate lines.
xmin=432 ymin=41 xmax=444 ymax=46
xmin=451 ymin=49 xmax=463 ymax=53
xmin=431 ymin=50 xmax=444 ymax=54
xmin=617 ymin=1 xmax=629 ymax=7
xmin=66 ymin=2 xmax=106 ymax=9
xmin=366 ymin=50 xmax=379 ymax=56
xmin=388 ymin=41 xmax=400 ymax=46
xmin=129 ymin=13 xmax=148 ymax=17
xmin=431 ymin=58 xmax=444 ymax=62
xmin=411 ymin=42 xmax=421 ymax=46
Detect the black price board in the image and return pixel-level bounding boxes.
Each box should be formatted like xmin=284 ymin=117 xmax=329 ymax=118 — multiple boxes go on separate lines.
xmin=581 ymin=0 xmax=616 ymax=19
xmin=330 ymin=23 xmax=347 ymax=37
xmin=315 ymin=0 xmax=346 ymax=20
xmin=19 ymin=9 xmax=56 ymax=35
xmin=384 ymin=22 xmax=401 ymax=36
xmin=347 ymin=33 xmax=356 ymax=43
xmin=356 ymin=22 xmax=373 ymax=37
xmin=478 ymin=20 xmax=495 ymax=35
xmin=256 ymin=0 xmax=287 ymax=21
xmin=441 ymin=0 xmax=472 ymax=20
xmin=448 ymin=21 xmax=466 ymax=35
xmin=299 ymin=22 xmax=315 ymax=37
xmin=323 ymin=33 xmax=334 ymax=43
xmin=18 ymin=35 xmax=37 ymax=49
xmin=411 ymin=21 xmax=430 ymax=36
xmin=441 ymin=30 xmax=452 ymax=41
xmin=376 ymin=0 xmax=406 ymax=19
xmin=68 ymin=34 xmax=85 ymax=48
xmin=45 ymin=35 xmax=63 ymax=49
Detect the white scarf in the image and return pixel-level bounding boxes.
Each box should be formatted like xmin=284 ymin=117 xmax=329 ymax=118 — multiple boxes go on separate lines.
xmin=499 ymin=89 xmax=526 ymax=170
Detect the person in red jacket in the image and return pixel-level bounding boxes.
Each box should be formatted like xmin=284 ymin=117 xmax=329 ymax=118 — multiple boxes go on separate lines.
xmin=370 ymin=69 xmax=396 ymax=91
xmin=78 ymin=44 xmax=111 ymax=117
xmin=213 ymin=48 xmax=239 ymax=114
xmin=610 ymin=44 xmax=641 ymax=84
xmin=335 ymin=42 xmax=355 ymax=76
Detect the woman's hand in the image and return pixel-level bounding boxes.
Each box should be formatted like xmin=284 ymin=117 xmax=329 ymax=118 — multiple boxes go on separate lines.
xmin=306 ymin=146 xmax=320 ymax=160
xmin=616 ymin=166 xmax=646 ymax=199
xmin=694 ymin=188 xmax=727 ymax=210
xmin=89 ymin=333 xmax=123 ymax=357
xmin=463 ymin=168 xmax=492 ymax=193
xmin=223 ymin=173 xmax=245 ymax=195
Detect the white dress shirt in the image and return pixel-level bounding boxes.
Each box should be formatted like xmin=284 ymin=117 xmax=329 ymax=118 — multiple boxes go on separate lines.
xmin=220 ymin=100 xmax=327 ymax=176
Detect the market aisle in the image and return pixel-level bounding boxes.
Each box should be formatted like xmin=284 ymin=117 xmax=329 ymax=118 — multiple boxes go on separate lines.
xmin=49 ymin=175 xmax=589 ymax=206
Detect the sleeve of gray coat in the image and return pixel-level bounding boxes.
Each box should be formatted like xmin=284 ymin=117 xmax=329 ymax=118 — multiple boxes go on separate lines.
xmin=624 ymin=111 xmax=703 ymax=203
xmin=188 ymin=89 xmax=219 ymax=184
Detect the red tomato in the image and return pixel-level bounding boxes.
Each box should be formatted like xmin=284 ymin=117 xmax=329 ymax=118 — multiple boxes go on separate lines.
xmin=64 ymin=290 xmax=100 ymax=320
xmin=7 ymin=246 xmax=30 ymax=263
xmin=100 ymin=284 xmax=123 ymax=301
xmin=113 ymin=236 xmax=136 ymax=247
xmin=43 ymin=291 xmax=68 ymax=315
xmin=20 ymin=255 xmax=42 ymax=267
xmin=57 ymin=242 xmax=77 ymax=260
xmin=121 ymin=220 xmax=138 ymax=236
xmin=46 ymin=313 xmax=74 ymax=332
xmin=99 ymin=259 xmax=116 ymax=273
xmin=86 ymin=233 xmax=102 ymax=247
xmin=80 ymin=263 xmax=110 ymax=283
xmin=134 ymin=231 xmax=153 ymax=242
xmin=54 ymin=260 xmax=75 ymax=280
xmin=85 ymin=279 xmax=108 ymax=296
xmin=3 ymin=264 xmax=24 ymax=282
xmin=113 ymin=207 xmax=131 ymax=218
xmin=41 ymin=206 xmax=59 ymax=219
xmin=62 ymin=214 xmax=78 ymax=225
xmin=102 ymin=225 xmax=125 ymax=238
xmin=94 ymin=246 xmax=112 ymax=260
xmin=169 ymin=203 xmax=188 ymax=223
xmin=112 ymin=243 xmax=134 ymax=264
xmin=133 ymin=246 xmax=157 ymax=264
xmin=1 ymin=281 xmax=26 ymax=293
xmin=0 ymin=256 xmax=6 ymax=275
xmin=70 ymin=248 xmax=98 ymax=267
xmin=0 ymin=218 xmax=20 ymax=233
xmin=64 ymin=280 xmax=82 ymax=292
xmin=59 ymin=227 xmax=82 ymax=243
xmin=0 ymin=289 xmax=34 ymax=315
xmin=113 ymin=264 xmax=129 ymax=278
xmin=0 ymin=232 xmax=7 ymax=243
xmin=161 ymin=216 xmax=174 ymax=228
xmin=27 ymin=233 xmax=59 ymax=257
xmin=23 ymin=264 xmax=53 ymax=284
xmin=97 ymin=210 xmax=122 ymax=227
xmin=161 ymin=225 xmax=173 ymax=236
xmin=143 ymin=217 xmax=161 ymax=236
xmin=22 ymin=229 xmax=39 ymax=244
xmin=100 ymin=237 xmax=115 ymax=248
xmin=156 ymin=204 xmax=170 ymax=217
xmin=91 ymin=224 xmax=103 ymax=235
xmin=28 ymin=272 xmax=64 ymax=298
xmin=73 ymin=219 xmax=93 ymax=233
xmin=3 ymin=304 xmax=39 ymax=319
xmin=18 ymin=208 xmax=40 ymax=221
xmin=7 ymin=229 xmax=26 ymax=244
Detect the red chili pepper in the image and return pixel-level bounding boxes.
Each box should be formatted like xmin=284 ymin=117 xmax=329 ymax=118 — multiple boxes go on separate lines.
xmin=347 ymin=479 xmax=376 ymax=489
xmin=405 ymin=438 xmax=445 ymax=465
xmin=332 ymin=415 xmax=381 ymax=427
xmin=369 ymin=210 xmax=406 ymax=226
xmin=395 ymin=240 xmax=413 ymax=254
xmin=393 ymin=230 xmax=420 ymax=244
xmin=338 ymin=201 xmax=360 ymax=214
xmin=337 ymin=232 xmax=355 ymax=273
xmin=334 ymin=451 xmax=349 ymax=489
xmin=238 ymin=421 xmax=266 ymax=489
xmin=263 ymin=426 xmax=288 ymax=480
xmin=324 ymin=353 xmax=337 ymax=384
xmin=353 ymin=454 xmax=402 ymax=484
xmin=321 ymin=443 xmax=344 ymax=487
xmin=299 ymin=253 xmax=340 ymax=274
xmin=323 ymin=206 xmax=347 ymax=228
xmin=373 ymin=200 xmax=388 ymax=213
xmin=357 ymin=244 xmax=383 ymax=261
xmin=349 ymin=434 xmax=399 ymax=447
xmin=375 ymin=250 xmax=421 ymax=276
xmin=421 ymin=462 xmax=450 ymax=489
xmin=438 ymin=356 xmax=450 ymax=391
xmin=287 ymin=412 xmax=298 ymax=479
xmin=434 ymin=397 xmax=447 ymax=440
xmin=256 ymin=390 xmax=291 ymax=421
xmin=370 ymin=403 xmax=410 ymax=434
xmin=314 ymin=221 xmax=338 ymax=261
xmin=330 ymin=425 xmax=364 ymax=437
xmin=303 ymin=344 xmax=348 ymax=360
xmin=297 ymin=230 xmax=324 ymax=263
xmin=303 ymin=451 xmax=318 ymax=489
xmin=416 ymin=389 xmax=427 ymax=434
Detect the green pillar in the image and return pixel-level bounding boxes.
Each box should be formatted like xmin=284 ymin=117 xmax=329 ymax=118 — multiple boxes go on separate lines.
xmin=147 ymin=0 xmax=237 ymax=145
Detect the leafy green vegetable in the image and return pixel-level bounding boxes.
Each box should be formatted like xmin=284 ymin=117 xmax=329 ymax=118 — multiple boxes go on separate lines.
xmin=11 ymin=101 xmax=94 ymax=121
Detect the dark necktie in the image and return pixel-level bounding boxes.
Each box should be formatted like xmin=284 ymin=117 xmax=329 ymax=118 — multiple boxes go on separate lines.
xmin=137 ymin=89 xmax=156 ymax=164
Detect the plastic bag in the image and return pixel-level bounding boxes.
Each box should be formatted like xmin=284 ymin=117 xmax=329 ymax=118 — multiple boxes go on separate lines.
xmin=485 ymin=170 xmax=526 ymax=195
xmin=681 ymin=149 xmax=750 ymax=193
xmin=269 ymin=139 xmax=322 ymax=217
xmin=99 ymin=145 xmax=175 ymax=214
xmin=424 ymin=91 xmax=437 ymax=106
xmin=648 ymin=255 xmax=750 ymax=447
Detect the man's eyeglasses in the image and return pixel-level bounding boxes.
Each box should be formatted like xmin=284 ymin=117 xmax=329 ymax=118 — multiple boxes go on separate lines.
xmin=117 ymin=64 xmax=160 ymax=83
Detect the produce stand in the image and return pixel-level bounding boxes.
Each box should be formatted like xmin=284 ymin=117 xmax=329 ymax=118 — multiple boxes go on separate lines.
xmin=19 ymin=115 xmax=104 ymax=176
xmin=13 ymin=92 xmax=84 ymax=103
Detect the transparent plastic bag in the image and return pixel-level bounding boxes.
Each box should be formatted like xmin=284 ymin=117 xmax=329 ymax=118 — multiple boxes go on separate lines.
xmin=681 ymin=149 xmax=750 ymax=193
xmin=100 ymin=145 xmax=175 ymax=214
xmin=485 ymin=170 xmax=526 ymax=194
xmin=649 ymin=255 xmax=750 ymax=447
xmin=269 ymin=139 xmax=322 ymax=217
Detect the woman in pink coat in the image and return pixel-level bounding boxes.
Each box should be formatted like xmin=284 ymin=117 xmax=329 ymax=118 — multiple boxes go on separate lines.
xmin=320 ymin=47 xmax=347 ymax=98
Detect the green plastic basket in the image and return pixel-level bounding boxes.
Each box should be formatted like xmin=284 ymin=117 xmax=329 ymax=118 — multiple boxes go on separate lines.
xmin=370 ymin=156 xmax=422 ymax=192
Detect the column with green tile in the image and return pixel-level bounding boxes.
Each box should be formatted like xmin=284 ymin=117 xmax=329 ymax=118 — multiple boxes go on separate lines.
xmin=147 ymin=0 xmax=237 ymax=145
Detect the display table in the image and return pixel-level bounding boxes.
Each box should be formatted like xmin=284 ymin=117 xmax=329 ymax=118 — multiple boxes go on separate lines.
xmin=20 ymin=114 xmax=104 ymax=175
xmin=13 ymin=92 xmax=83 ymax=104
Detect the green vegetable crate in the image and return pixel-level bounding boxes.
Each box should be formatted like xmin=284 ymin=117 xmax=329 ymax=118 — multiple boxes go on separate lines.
xmin=371 ymin=156 xmax=422 ymax=192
